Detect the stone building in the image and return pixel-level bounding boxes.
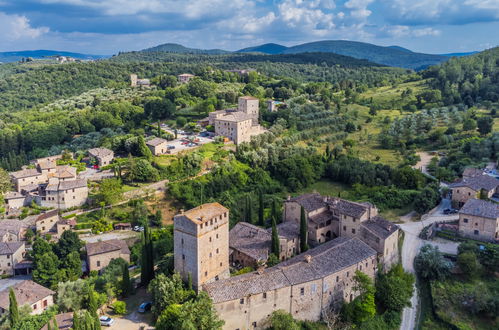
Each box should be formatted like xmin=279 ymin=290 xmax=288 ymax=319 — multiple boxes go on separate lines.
xmin=88 ymin=148 xmax=114 ymax=167
xmin=238 ymin=96 xmax=260 ymax=125
xmin=130 ymin=74 xmax=151 ymax=87
xmin=40 ymin=178 xmax=88 ymax=210
xmin=0 ymin=280 xmax=55 ymax=315
xmin=174 ymin=203 xmax=230 ymax=290
xmin=229 ymin=222 xmax=300 ymax=268
xmin=462 ymin=168 xmax=484 ymax=180
xmin=204 ymin=237 xmax=377 ymax=329
xmin=86 ymin=239 xmax=130 ymax=272
xmin=0 ymin=220 xmax=28 ymax=242
xmin=146 ymin=137 xmax=169 ymax=155
xmin=35 ymin=209 xmax=60 ymax=234
xmin=178 ymin=73 xmax=195 ymax=83
xmin=458 ymin=198 xmax=499 ymax=242
xmin=449 ymin=175 xmax=499 ymax=208
xmin=0 ymin=242 xmax=25 ymax=276
xmin=359 ymin=216 xmax=399 ymax=268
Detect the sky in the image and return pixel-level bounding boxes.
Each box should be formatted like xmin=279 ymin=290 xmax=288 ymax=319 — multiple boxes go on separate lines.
xmin=0 ymin=0 xmax=498 ymax=55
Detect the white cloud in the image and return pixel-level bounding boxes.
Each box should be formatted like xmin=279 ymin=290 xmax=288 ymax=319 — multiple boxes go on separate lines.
xmin=0 ymin=12 xmax=49 ymax=41
xmin=344 ymin=0 xmax=374 ymax=20
xmin=382 ymin=25 xmax=441 ymax=38
xmin=277 ymin=0 xmax=335 ymax=34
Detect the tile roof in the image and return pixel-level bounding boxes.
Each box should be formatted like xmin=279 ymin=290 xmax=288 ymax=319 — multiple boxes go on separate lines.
xmin=4 ymin=192 xmax=25 ymax=200
xmin=288 ymin=193 xmax=327 ymax=212
xmin=328 ymin=198 xmax=370 ymax=218
xmin=86 ymin=239 xmax=130 ymax=256
xmin=460 ymin=198 xmax=499 ymax=219
xmin=37 ymin=159 xmax=56 ymax=170
xmin=88 ymin=148 xmax=114 ymax=158
xmin=179 ymin=203 xmax=228 ymax=224
xmin=217 ymin=111 xmax=253 ymax=122
xmin=58 ymin=179 xmax=87 ymax=190
xmin=0 ymin=220 xmax=27 ymax=234
xmin=360 ymin=216 xmax=399 ymax=239
xmin=0 ymin=242 xmax=24 ymax=255
xmin=449 ymin=175 xmax=499 ymax=191
xmin=230 ymin=222 xmax=271 ymax=261
xmin=178 ymin=73 xmax=195 ymax=77
xmin=462 ymin=168 xmax=484 ymax=178
xmin=36 ymin=209 xmax=60 ymax=222
xmin=10 ymin=168 xmax=40 ymax=179
xmin=204 ymin=237 xmax=376 ymax=303
xmin=0 ymin=280 xmax=55 ymax=310
xmin=273 ymin=221 xmax=300 ymax=240
xmin=146 ymin=137 xmax=168 ymax=147
xmin=54 ymin=166 xmax=77 ymax=179
xmin=308 ymin=210 xmax=334 ymax=224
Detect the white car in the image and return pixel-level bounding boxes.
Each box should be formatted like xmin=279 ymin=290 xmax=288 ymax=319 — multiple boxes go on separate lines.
xmin=99 ymin=316 xmax=114 ymax=327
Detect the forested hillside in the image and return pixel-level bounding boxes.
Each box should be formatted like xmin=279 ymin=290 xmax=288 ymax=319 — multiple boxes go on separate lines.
xmin=424 ymin=47 xmax=499 ymax=105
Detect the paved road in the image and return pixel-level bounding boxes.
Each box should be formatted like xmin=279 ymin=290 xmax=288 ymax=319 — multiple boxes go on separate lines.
xmin=399 ymin=200 xmax=459 ymax=330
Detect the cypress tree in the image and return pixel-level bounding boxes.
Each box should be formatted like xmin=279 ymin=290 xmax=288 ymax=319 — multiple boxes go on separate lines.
xmin=122 ymin=263 xmax=131 ymax=298
xmin=47 ymin=320 xmax=52 ymax=330
xmin=141 ymin=225 xmax=155 ymax=286
xmin=187 ymin=272 xmax=193 ymax=291
xmin=9 ymin=288 xmax=19 ymax=328
xmin=271 ymin=216 xmax=280 ymax=256
xmin=258 ymin=190 xmax=264 ymax=226
xmin=246 ymin=194 xmax=253 ymax=224
xmin=53 ymin=317 xmax=59 ymax=330
xmin=300 ymin=206 xmax=309 ymax=252
xmin=72 ymin=311 xmax=80 ymax=330
xmin=87 ymin=290 xmax=97 ymax=315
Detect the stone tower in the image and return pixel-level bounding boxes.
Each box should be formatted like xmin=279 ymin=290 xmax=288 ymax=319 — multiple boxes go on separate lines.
xmin=174 ymin=203 xmax=230 ymax=290
xmin=130 ymin=74 xmax=138 ymax=87
xmin=238 ymin=96 xmax=259 ymax=125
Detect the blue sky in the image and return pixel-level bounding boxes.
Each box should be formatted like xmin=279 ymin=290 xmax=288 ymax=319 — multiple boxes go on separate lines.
xmin=0 ymin=0 xmax=498 ymax=54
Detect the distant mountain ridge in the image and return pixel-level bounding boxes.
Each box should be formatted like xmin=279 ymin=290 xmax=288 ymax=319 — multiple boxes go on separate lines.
xmin=141 ymin=43 xmax=230 ymax=55
xmin=0 ymin=50 xmax=108 ymax=63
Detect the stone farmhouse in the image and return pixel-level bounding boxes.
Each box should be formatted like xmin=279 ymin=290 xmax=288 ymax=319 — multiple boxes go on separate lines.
xmin=174 ymin=203 xmax=230 ymax=290
xmin=0 ymin=220 xmax=28 ymax=242
xmin=0 ymin=242 xmax=25 ymax=276
xmin=86 ymin=239 xmax=130 ymax=272
xmin=449 ymin=174 xmax=499 ymax=208
xmin=204 ymin=237 xmax=377 ymax=330
xmin=458 ymin=198 xmax=499 ymax=242
xmin=88 ymin=147 xmax=114 ymax=167
xmin=0 ymin=279 xmax=55 ymax=315
xmin=209 ymin=96 xmax=265 ymax=145
xmin=178 ymin=73 xmax=195 ymax=83
xmin=462 ymin=168 xmax=484 ymax=180
xmin=6 ymin=157 xmax=88 ymax=211
xmin=146 ymin=137 xmax=169 ymax=156
xmin=130 ymin=74 xmax=151 ymax=87
xmin=35 ymin=210 xmax=75 ymax=238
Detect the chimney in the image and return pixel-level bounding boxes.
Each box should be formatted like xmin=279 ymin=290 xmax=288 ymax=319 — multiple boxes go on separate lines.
xmin=180 ymin=209 xmax=184 ymax=214
xmin=304 ymin=255 xmax=312 ymax=263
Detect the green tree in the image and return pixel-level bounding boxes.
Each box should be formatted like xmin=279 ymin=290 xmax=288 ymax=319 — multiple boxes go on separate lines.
xmin=457 ymin=251 xmax=482 ymax=279
xmin=0 ymin=168 xmax=12 ymax=193
xmin=121 ymin=263 xmax=131 ymax=298
xmin=462 ymin=118 xmax=477 ymax=131
xmin=271 ymin=216 xmax=280 ymax=256
xmin=477 ymin=116 xmax=493 ymax=135
xmin=137 ymin=135 xmax=153 ymax=161
xmin=343 ymin=271 xmax=376 ymax=324
xmin=9 ymin=288 xmax=19 ymax=328
xmin=32 ymin=252 xmax=60 ymax=289
xmin=87 ymin=289 xmax=97 ymax=315
xmin=98 ymin=178 xmax=123 ymax=205
xmin=375 ymin=264 xmax=415 ymax=312
xmin=149 ymin=273 xmax=193 ymax=319
xmin=258 ymin=190 xmax=264 ymax=226
xmin=56 ymin=230 xmax=83 ymax=260
xmin=152 ymin=210 xmax=163 ymax=227
xmin=266 ymin=310 xmax=300 ymax=330
xmin=141 ymin=225 xmax=155 ymax=286
xmin=62 ymin=251 xmax=83 ymax=281
xmin=299 ymin=206 xmax=308 ymax=252
xmin=57 ymin=279 xmax=90 ymax=312
xmin=415 ymin=244 xmax=452 ymax=280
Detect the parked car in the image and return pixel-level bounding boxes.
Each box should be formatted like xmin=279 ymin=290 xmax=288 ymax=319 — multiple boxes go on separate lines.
xmin=133 ymin=226 xmax=140 ymax=231
xmin=99 ymin=316 xmax=114 ymax=327
xmin=167 ymin=145 xmax=175 ymax=150
xmin=138 ymin=302 xmax=152 ymax=313
xmin=443 ymin=208 xmax=458 ymax=215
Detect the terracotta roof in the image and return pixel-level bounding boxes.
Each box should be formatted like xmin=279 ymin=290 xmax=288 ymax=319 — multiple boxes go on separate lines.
xmin=37 ymin=159 xmax=56 ymax=170
xmin=146 ymin=137 xmax=167 ymax=147
xmin=0 ymin=280 xmax=55 ymax=310
xmin=86 ymin=239 xmax=130 ymax=256
xmin=57 ymin=218 xmax=77 ymax=226
xmin=360 ymin=216 xmax=399 ymax=239
xmin=230 ymin=222 xmax=271 ymax=261
xmin=204 ymin=237 xmax=376 ymax=303
xmin=0 ymin=242 xmax=24 ymax=255
xmin=41 ymin=312 xmax=73 ymax=330
xmin=88 ymin=148 xmax=114 ymax=158
xmin=10 ymin=168 xmax=40 ymax=179
xmin=36 ymin=209 xmax=60 ymax=222
xmin=54 ymin=166 xmax=76 ymax=179
xmin=460 ymin=198 xmax=499 ymax=219
xmin=449 ymin=175 xmax=499 ymax=191
xmin=308 ymin=210 xmax=334 ymax=224
xmin=179 ymin=203 xmax=228 ymax=224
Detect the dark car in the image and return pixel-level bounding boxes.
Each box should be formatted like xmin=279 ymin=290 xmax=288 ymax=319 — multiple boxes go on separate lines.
xmin=443 ymin=208 xmax=458 ymax=215
xmin=138 ymin=302 xmax=152 ymax=313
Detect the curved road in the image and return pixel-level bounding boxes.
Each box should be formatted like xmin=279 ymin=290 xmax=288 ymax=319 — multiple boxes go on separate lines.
xmin=399 ymin=200 xmax=459 ymax=330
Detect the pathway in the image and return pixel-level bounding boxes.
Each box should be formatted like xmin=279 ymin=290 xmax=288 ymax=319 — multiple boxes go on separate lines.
xmin=399 ymin=200 xmax=459 ymax=330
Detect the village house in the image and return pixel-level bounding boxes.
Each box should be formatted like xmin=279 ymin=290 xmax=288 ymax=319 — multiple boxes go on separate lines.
xmin=41 ymin=312 xmax=73 ymax=330
xmin=146 ymin=137 xmax=169 ymax=155
xmin=0 ymin=220 xmax=28 ymax=242
xmin=40 ymin=178 xmax=88 ymax=210
xmin=458 ymin=198 xmax=499 ymax=242
xmin=0 ymin=280 xmax=55 ymax=315
xmin=174 ymin=203 xmax=230 ymax=290
xmin=267 ymin=100 xmax=285 ymax=112
xmin=0 ymin=242 xmax=25 ymax=276
xmin=229 ymin=221 xmax=300 ymax=268
xmin=211 ymin=96 xmax=265 ymax=145
xmin=35 ymin=209 xmax=60 ymax=234
xmin=462 ymin=168 xmax=484 ymax=180
xmin=130 ymin=74 xmax=151 ymax=87
xmin=203 ymin=237 xmax=377 ymax=330
xmin=88 ymin=147 xmax=114 ymax=167
xmin=359 ymin=216 xmax=399 ymax=268
xmin=178 ymin=73 xmax=195 ymax=83
xmin=4 ymin=192 xmax=26 ymax=211
xmin=86 ymin=239 xmax=130 ymax=272
xmin=449 ymin=174 xmax=499 ymax=208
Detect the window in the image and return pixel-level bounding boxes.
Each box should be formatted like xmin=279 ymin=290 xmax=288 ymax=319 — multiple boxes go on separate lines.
xmin=300 ymin=287 xmax=304 ymax=295
xmin=474 ymin=230 xmax=479 ymax=235
xmin=33 ymin=304 xmax=37 ymax=310
xmin=216 ymin=234 xmax=219 ymax=239
xmin=209 ymin=253 xmax=212 ymax=257
xmin=205 ymin=271 xmax=208 ymax=277
xmin=200 ymin=223 xmax=203 ymax=229
xmin=252 ymin=322 xmax=257 ymax=327
xmin=336 ymin=276 xmax=339 ymax=282
xmin=353 ymin=218 xmax=356 ymax=222
xmin=97 ymin=261 xmax=100 ymax=267
xmin=347 ymin=271 xmax=349 ymax=277
xmin=181 ymin=238 xmax=184 ymax=244
xmin=343 ymin=226 xmax=346 ymax=231
xmin=240 ymin=298 xmax=244 ymax=304
xmin=209 ymin=237 xmax=212 ymax=242
xmin=326 ymin=220 xmax=331 ymax=225
xmin=352 ymin=228 xmax=356 ymax=234
xmin=182 ymin=254 xmax=185 ymax=260
xmin=216 ymin=248 xmax=219 ymax=254
xmin=43 ymin=300 xmax=48 ymax=307
xmin=464 ymin=218 xmax=468 ymax=223
xmin=220 ymin=262 xmax=223 ymax=267
xmin=7 ymin=263 xmax=10 ymax=267
xmin=263 ymin=292 xmax=267 ymax=299
xmin=359 ymin=265 xmax=362 ymax=270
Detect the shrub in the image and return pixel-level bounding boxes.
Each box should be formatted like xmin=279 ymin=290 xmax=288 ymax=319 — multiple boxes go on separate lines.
xmin=112 ymin=301 xmax=127 ymax=315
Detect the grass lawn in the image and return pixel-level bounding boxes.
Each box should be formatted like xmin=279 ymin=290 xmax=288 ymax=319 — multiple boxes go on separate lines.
xmin=361 ymin=79 xmax=428 ymax=105
xmin=297 ymin=180 xmax=352 ymax=198
xmin=380 ymin=203 xmax=415 ymax=222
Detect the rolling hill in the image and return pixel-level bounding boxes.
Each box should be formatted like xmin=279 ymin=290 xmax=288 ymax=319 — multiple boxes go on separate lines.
xmin=236 ymin=43 xmax=289 ymax=55
xmin=141 ymin=43 xmax=229 ymax=55
xmin=0 ymin=50 xmax=108 ymax=63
